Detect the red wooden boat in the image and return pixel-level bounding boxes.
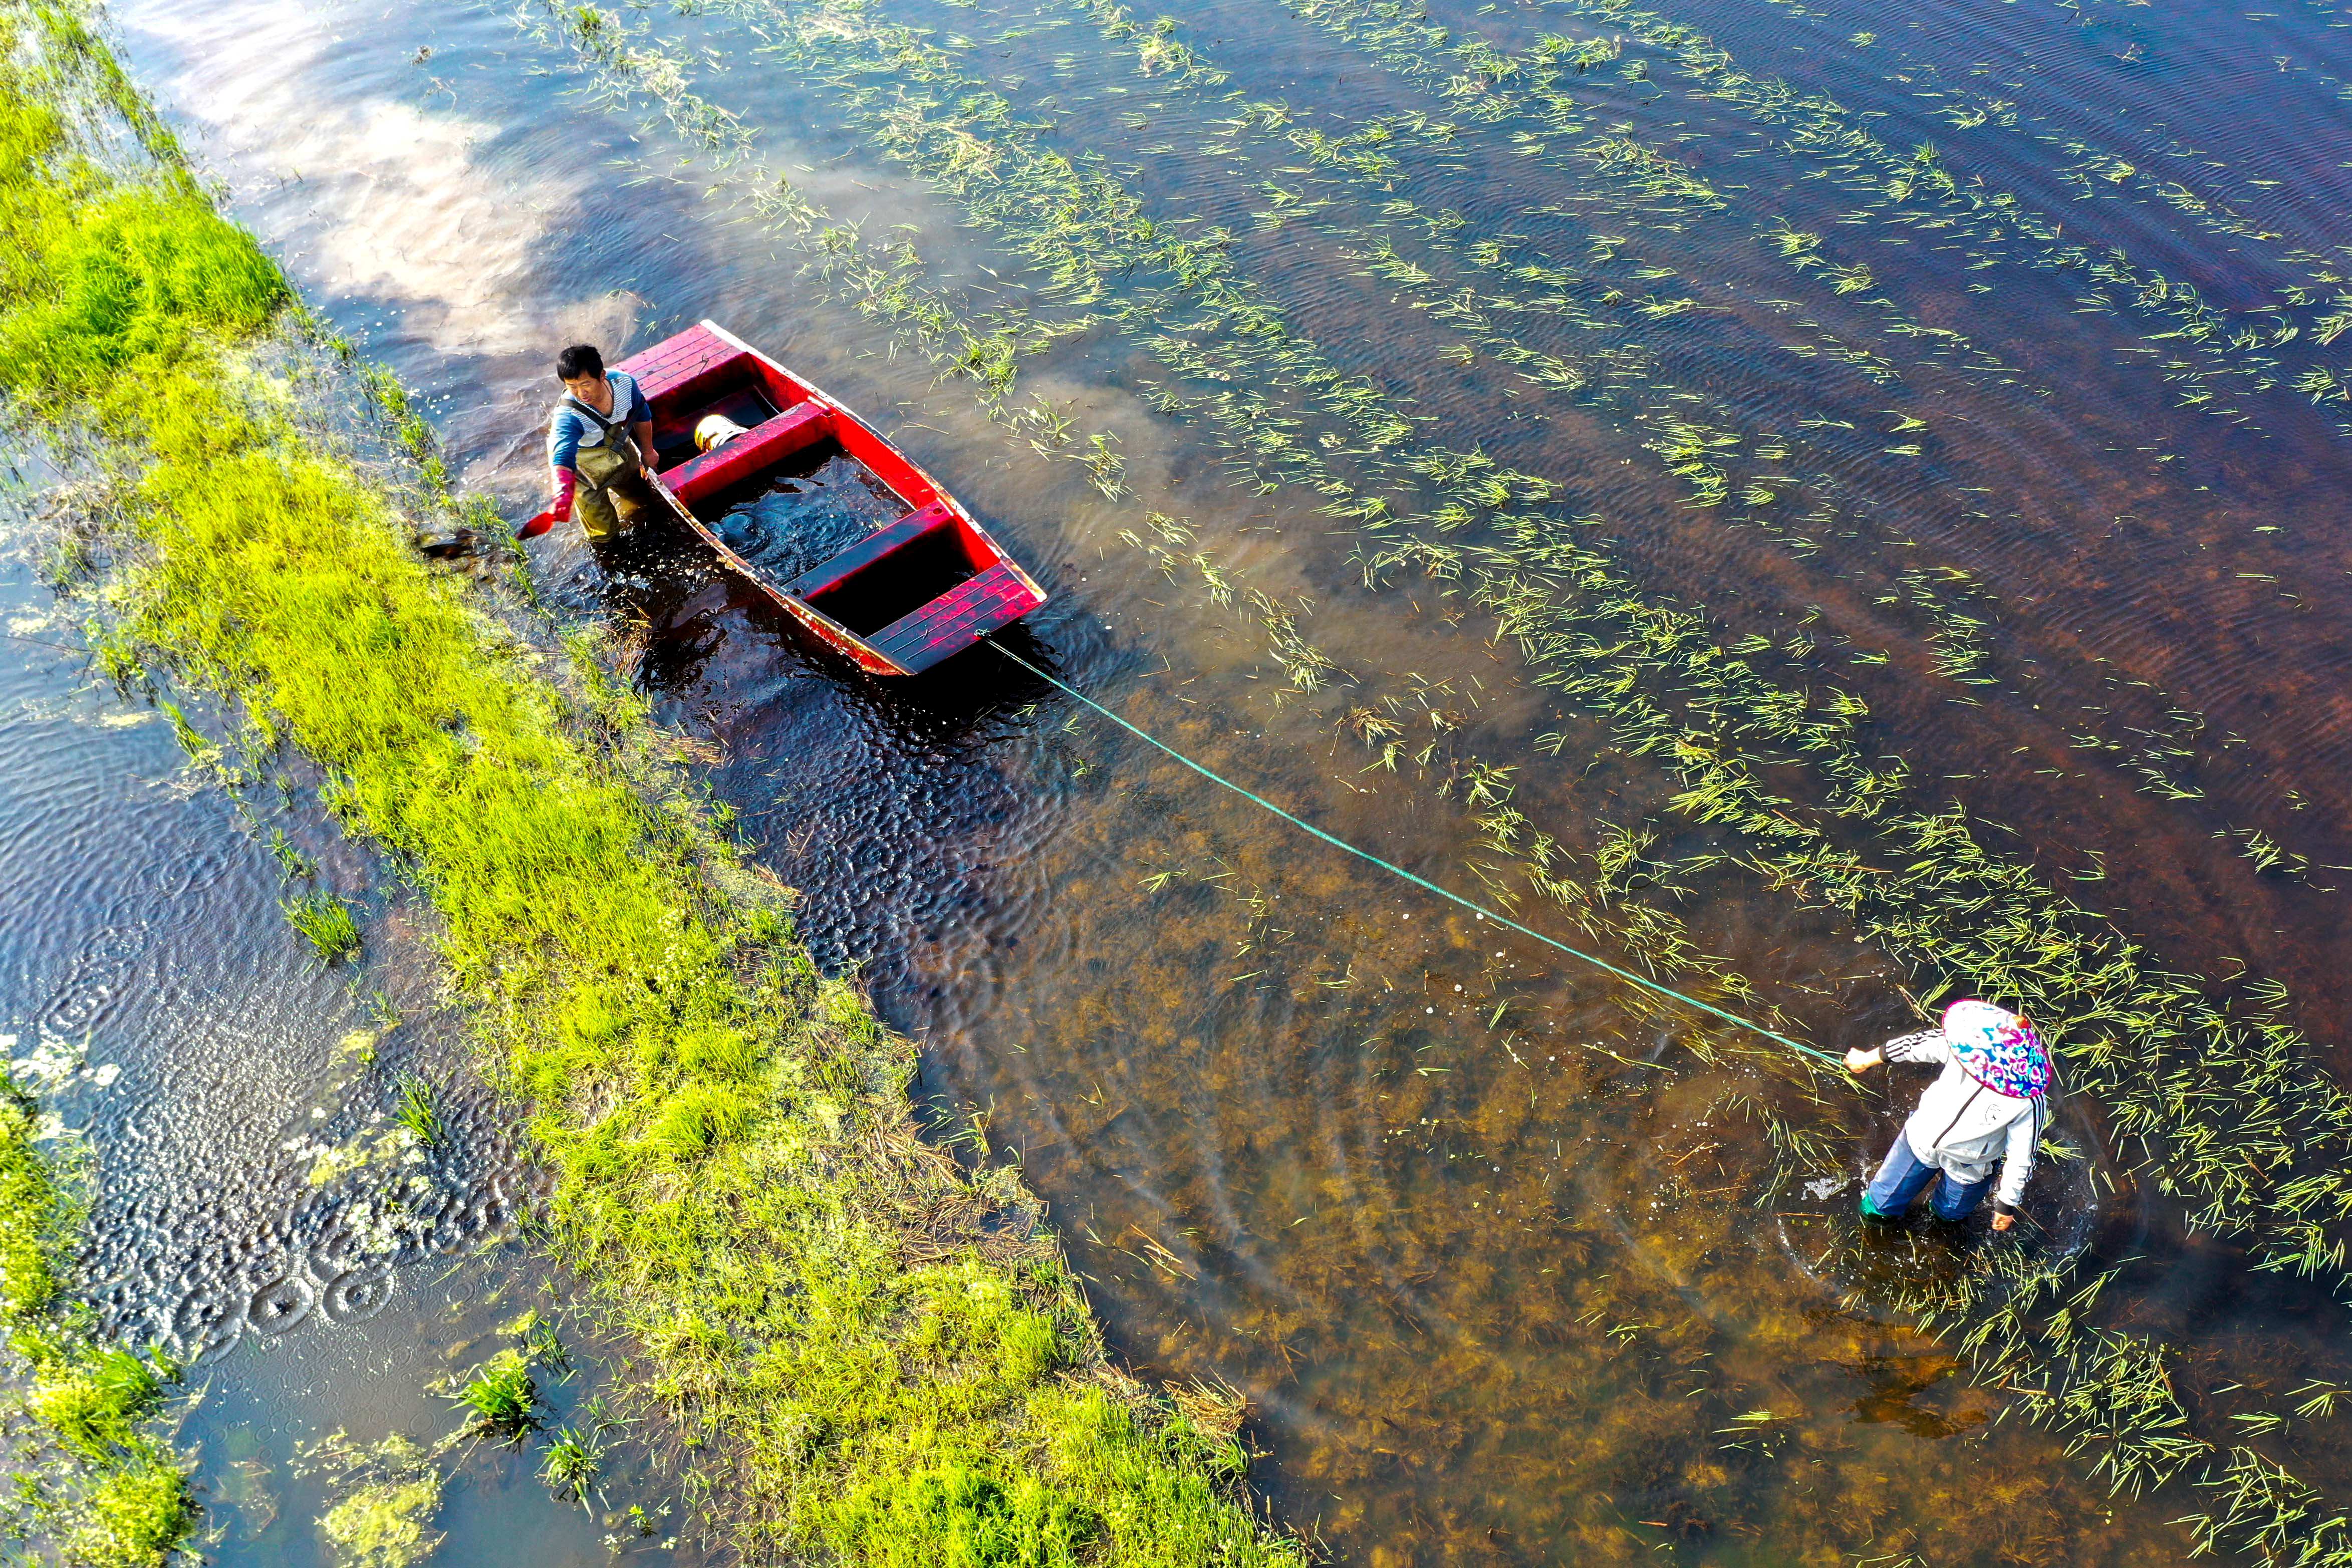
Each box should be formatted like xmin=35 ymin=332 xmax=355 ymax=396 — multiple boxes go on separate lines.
xmin=613 ymin=321 xmax=1047 ymax=675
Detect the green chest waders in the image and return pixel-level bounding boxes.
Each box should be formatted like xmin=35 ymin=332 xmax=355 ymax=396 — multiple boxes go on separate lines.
xmin=562 ymin=391 xmax=654 ymax=543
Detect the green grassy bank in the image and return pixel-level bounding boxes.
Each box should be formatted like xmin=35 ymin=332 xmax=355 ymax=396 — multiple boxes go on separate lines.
xmin=0 ymin=3 xmax=1304 ymax=1562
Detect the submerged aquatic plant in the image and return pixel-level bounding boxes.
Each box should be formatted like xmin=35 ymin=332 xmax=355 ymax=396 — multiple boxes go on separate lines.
xmin=158 ymin=698 xmax=211 ymax=765
xmin=579 ymin=6 xmax=2352 ymax=1549
xmin=320 ymin=1475 xmax=441 ymax=1568
xmin=266 ymin=826 xmax=314 ymax=880
xmin=310 ymin=1433 xmax=445 ymax=1568
xmin=515 ymin=1310 xmax=572 ymax=1380
xmin=84 ymin=616 xmax=141 ymax=691
xmin=594 ymin=0 xmax=2352 ymax=1278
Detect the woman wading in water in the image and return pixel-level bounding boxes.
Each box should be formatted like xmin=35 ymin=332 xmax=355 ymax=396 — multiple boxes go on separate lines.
xmin=1845 ymin=999 xmax=2052 ymax=1231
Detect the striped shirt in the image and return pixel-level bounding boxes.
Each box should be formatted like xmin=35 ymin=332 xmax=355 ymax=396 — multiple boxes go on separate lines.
xmin=545 ymin=372 xmax=650 ymax=472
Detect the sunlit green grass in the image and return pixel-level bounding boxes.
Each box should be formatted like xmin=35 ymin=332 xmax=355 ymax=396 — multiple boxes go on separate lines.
xmin=539 ymin=1425 xmax=602 ymax=1508
xmin=392 ymin=1070 xmax=445 ymax=1148
xmin=0 ymin=19 xmax=206 ymax=1563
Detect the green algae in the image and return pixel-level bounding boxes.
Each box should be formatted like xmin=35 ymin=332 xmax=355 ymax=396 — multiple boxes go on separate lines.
xmin=314 ymin=1436 xmax=445 ymax=1568
xmin=321 ymin=1478 xmax=442 ymax=1568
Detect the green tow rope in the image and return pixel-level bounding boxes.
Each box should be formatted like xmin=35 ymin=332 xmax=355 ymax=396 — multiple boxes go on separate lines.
xmin=995 ymin=645 xmax=1843 ymax=1068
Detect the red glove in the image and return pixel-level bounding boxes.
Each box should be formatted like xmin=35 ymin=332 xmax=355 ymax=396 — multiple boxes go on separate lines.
xmin=516 ymin=469 xmax=575 ymax=540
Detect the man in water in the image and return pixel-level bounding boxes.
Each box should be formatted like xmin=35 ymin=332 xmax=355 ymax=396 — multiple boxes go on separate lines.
xmin=1845 ymin=999 xmax=2051 ymax=1231
xmin=542 ymin=343 xmax=657 ymax=542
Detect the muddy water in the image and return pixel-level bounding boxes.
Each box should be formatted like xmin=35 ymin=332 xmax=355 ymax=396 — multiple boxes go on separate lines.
xmin=66 ymin=0 xmax=2352 ymax=1560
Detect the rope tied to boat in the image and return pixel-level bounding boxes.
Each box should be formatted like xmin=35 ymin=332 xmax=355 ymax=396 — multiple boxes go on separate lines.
xmin=994 ymin=644 xmax=1845 ymax=1068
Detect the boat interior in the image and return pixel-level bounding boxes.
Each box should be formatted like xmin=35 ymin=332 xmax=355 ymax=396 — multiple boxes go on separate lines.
xmin=618 ymin=324 xmax=1046 ymax=672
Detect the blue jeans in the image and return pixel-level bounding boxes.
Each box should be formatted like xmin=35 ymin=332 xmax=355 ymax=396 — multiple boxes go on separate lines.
xmin=1861 ymin=1132 xmax=1993 ymax=1221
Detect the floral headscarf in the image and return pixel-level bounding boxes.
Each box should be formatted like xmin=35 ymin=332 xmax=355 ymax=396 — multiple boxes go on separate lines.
xmin=1942 ymin=998 xmax=2051 ymax=1099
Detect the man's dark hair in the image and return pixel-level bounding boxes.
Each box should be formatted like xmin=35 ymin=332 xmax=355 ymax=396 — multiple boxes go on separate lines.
xmin=555 ymin=343 xmax=605 ymax=381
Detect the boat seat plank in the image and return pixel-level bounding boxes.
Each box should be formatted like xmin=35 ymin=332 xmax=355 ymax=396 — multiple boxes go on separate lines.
xmin=663 ymin=402 xmax=831 ymax=507
xmin=616 ymin=326 xmax=742 ymax=402
xmin=783 ymin=503 xmax=953 ymax=601
xmin=867 ymin=562 xmax=1047 ymax=673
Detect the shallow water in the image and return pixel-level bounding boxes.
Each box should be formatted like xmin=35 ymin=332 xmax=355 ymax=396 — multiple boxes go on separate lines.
xmin=50 ymin=0 xmax=2352 ymax=1558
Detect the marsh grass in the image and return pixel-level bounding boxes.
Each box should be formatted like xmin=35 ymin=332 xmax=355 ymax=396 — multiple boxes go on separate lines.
xmin=573 ymin=0 xmax=2352 ymax=1288
xmin=391 ymin=1071 xmax=444 ymax=1149
xmin=450 ymin=1350 xmax=540 ymax=1446
xmin=1069 ymin=0 xmax=2280 ymax=818
xmin=157 ymin=698 xmax=210 ymax=764
xmin=539 ymin=1425 xmax=603 ymax=1508
xmin=543 ymin=0 xmax=2323 ymax=905
xmin=515 ymin=1310 xmax=572 ymax=1379
xmin=535 ymin=4 xmax=2352 ymax=1550
xmin=1046 ymin=0 xmax=2335 ymax=832
xmin=1527 ymin=0 xmax=2340 ymax=434
xmin=17 ymin=0 xmax=2343 ymax=1554
xmin=282 ymin=889 xmax=361 ymax=962
xmin=265 ymin=825 xmax=314 ymax=879
xmin=800 ymin=0 xmax=2352 ymax=1288
xmin=0 ymin=5 xmax=1306 ymax=1561
xmin=86 ymin=614 xmax=142 ymax=690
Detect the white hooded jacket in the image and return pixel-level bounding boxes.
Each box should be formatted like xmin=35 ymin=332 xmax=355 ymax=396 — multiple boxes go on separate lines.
xmin=1882 ymin=1028 xmax=2047 ymax=1211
